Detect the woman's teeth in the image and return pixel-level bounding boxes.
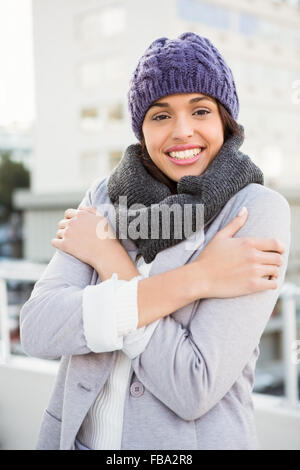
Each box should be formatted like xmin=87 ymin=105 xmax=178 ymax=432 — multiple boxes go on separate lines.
xmin=168 ymin=148 xmax=203 ymax=159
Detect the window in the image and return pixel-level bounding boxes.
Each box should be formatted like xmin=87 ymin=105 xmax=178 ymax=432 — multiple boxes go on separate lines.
xmin=78 ymin=61 xmax=103 ymax=90
xmin=74 ymin=3 xmax=126 ymax=49
xmin=100 ymin=4 xmax=126 ymax=37
xmin=77 ymin=56 xmax=124 ymax=91
xmin=103 ymin=56 xmax=124 ymax=82
xmin=238 ymin=13 xmax=260 ymax=36
xmin=176 ymin=0 xmax=231 ymax=30
xmin=107 ymin=103 xmax=123 ymax=124
xmin=286 ymin=0 xmax=298 ymax=5
xmin=80 ymin=103 xmax=123 ymax=133
xmin=80 ymin=107 xmax=105 ymax=133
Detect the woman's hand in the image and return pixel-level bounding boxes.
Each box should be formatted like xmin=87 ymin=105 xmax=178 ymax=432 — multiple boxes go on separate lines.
xmin=51 ymin=205 xmax=118 ymax=270
xmin=192 ymin=207 xmax=285 ymax=299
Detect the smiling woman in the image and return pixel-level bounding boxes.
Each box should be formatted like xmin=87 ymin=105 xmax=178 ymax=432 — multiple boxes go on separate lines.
xmin=20 ymin=31 xmax=291 ymax=451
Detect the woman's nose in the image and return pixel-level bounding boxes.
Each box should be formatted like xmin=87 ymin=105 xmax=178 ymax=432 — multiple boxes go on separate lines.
xmin=171 ymin=119 xmax=194 ymax=139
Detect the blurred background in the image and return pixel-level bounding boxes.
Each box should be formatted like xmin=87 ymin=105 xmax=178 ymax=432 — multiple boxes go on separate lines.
xmin=0 ymin=0 xmax=299 ymax=450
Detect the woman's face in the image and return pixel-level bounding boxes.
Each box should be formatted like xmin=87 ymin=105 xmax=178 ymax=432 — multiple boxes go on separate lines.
xmin=142 ymin=93 xmax=224 ymax=182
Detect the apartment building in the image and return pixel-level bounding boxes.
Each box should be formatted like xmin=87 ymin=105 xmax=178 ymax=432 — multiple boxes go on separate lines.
xmin=13 ymin=0 xmax=300 ymax=262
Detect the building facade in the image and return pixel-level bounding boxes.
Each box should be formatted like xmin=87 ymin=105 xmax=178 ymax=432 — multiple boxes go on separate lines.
xmin=13 ymin=0 xmax=300 ymax=262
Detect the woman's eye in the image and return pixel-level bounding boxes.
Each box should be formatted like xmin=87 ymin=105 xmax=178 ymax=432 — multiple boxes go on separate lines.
xmin=194 ymin=109 xmax=210 ymax=116
xmin=152 ymin=109 xmax=210 ymax=121
xmin=152 ymin=114 xmax=168 ymax=121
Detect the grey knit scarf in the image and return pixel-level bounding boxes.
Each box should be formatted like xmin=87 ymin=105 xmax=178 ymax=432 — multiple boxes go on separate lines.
xmin=107 ymin=125 xmax=264 ymax=263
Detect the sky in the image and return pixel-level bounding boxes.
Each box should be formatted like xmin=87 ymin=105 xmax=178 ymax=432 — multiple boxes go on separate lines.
xmin=0 ymin=0 xmax=35 ymax=127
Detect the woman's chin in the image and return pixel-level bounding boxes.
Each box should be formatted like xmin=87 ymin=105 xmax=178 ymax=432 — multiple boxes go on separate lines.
xmin=168 ymin=167 xmax=207 ymax=181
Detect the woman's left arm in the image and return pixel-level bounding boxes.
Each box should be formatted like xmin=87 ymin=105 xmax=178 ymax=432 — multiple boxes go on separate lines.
xmin=128 ymin=188 xmax=291 ymax=421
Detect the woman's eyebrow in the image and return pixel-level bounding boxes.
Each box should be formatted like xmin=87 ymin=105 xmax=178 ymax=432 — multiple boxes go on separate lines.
xmin=148 ymin=96 xmax=215 ymax=109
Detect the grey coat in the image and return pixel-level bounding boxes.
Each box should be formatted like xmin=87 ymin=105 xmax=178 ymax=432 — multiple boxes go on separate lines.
xmin=20 ymin=176 xmax=291 ymax=450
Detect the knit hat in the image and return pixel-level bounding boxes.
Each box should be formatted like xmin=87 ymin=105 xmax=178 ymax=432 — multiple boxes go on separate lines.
xmin=127 ymin=32 xmax=239 ymax=142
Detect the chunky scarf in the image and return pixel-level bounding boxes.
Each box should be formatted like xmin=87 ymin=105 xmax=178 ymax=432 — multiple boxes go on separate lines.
xmin=107 ymin=125 xmax=264 ymax=263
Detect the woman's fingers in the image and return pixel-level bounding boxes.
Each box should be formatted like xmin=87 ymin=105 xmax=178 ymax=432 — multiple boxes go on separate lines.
xmin=216 ymin=206 xmax=248 ymax=239
xmin=58 ymin=218 xmax=68 ymax=229
xmin=51 ymin=237 xmax=63 ymax=249
xmin=64 ymin=206 xmax=100 ymax=220
xmin=78 ymin=205 xmax=96 ymax=212
xmin=64 ymin=208 xmax=77 ymax=219
xmin=55 ymin=228 xmax=65 ymax=239
xmin=57 ymin=206 xmax=101 ymax=237
xmin=57 ymin=206 xmax=101 ymax=238
xmin=256 ymin=250 xmax=283 ymax=266
xmin=256 ymin=277 xmax=278 ymax=291
xmin=259 ymin=264 xmax=280 ymax=279
xmin=248 ymin=237 xmax=285 ymax=254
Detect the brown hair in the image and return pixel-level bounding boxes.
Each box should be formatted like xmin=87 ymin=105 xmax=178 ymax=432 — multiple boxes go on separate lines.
xmin=140 ymin=100 xmax=244 ymax=194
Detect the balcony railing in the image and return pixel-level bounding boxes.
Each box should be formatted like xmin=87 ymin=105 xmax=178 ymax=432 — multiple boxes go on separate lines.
xmin=280 ymin=282 xmax=300 ymax=407
xmin=0 ymin=259 xmax=47 ymax=364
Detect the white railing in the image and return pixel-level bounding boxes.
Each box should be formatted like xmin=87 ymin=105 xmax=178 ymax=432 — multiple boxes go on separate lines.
xmin=0 ymin=276 xmax=10 ymax=363
xmin=0 ymin=259 xmax=47 ymax=364
xmin=280 ymin=282 xmax=300 ymax=407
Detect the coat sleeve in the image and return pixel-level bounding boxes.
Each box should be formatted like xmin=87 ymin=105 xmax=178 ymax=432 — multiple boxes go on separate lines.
xmin=20 ymin=177 xmax=105 ymax=360
xmin=130 ymin=187 xmax=291 ymax=421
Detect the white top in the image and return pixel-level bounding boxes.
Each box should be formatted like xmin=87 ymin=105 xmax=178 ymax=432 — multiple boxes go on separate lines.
xmin=77 ymin=255 xmax=161 ymax=450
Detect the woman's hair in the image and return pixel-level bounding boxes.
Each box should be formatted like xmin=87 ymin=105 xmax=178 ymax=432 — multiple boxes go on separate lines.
xmin=140 ymin=99 xmax=244 ymax=194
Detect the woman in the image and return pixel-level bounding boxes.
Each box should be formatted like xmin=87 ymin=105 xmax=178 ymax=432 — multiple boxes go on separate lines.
xmin=20 ymin=32 xmax=290 ymax=450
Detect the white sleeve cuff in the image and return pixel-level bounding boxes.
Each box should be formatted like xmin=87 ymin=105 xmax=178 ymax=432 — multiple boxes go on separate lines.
xmin=122 ymin=318 xmax=161 ymax=360
xmin=115 ymin=273 xmax=144 ymax=336
xmin=82 ymin=272 xmax=143 ymax=353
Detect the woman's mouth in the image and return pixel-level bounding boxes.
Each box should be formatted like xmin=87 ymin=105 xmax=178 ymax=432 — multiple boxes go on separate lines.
xmin=165 ymin=148 xmax=206 ymax=166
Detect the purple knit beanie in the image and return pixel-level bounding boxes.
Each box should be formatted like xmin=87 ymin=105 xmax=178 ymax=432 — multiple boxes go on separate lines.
xmin=127 ymin=32 xmax=239 ymax=142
